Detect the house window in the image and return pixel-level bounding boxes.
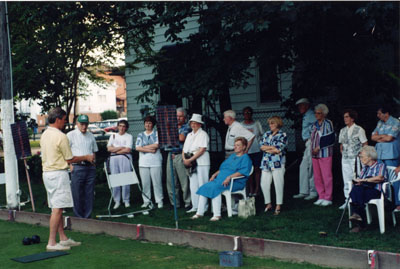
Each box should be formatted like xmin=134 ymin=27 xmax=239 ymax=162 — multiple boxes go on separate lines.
xmin=258 ymin=63 xmax=280 ymax=103
xmin=98 ymin=95 xmax=106 ymax=103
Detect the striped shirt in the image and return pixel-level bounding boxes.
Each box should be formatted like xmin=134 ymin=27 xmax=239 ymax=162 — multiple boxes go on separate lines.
xmin=359 ymin=161 xmax=387 ymax=191
xmin=67 ymin=128 xmax=98 ymax=156
xmin=311 ymin=119 xmax=334 ymax=158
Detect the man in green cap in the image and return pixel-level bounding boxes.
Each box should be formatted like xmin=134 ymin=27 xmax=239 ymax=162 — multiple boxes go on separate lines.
xmin=67 ymin=114 xmax=98 ymax=218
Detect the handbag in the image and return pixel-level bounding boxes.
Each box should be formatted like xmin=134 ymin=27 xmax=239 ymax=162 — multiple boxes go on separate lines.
xmin=184 ymin=153 xmax=197 ymax=176
xmin=238 ymin=197 xmax=256 ymax=218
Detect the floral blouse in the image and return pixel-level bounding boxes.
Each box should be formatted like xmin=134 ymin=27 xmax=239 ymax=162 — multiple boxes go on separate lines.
xmin=259 ymin=130 xmax=287 ymax=171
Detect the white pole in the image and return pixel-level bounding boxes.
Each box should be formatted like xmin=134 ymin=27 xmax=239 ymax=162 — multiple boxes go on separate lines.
xmin=1 ymin=2 xmax=20 ymax=209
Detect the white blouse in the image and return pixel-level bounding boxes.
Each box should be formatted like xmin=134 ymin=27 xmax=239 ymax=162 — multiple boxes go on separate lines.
xmin=183 ymin=128 xmax=210 ymax=166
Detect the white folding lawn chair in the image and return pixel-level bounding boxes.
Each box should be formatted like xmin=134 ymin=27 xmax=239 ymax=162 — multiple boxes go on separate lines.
xmin=387 ymin=166 xmax=400 ymax=227
xmin=96 ymin=157 xmax=153 ymax=219
xmin=222 ymin=166 xmax=254 ymax=217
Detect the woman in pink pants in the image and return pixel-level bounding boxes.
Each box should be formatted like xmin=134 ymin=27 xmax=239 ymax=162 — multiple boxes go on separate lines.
xmin=310 ymin=104 xmax=334 ymax=206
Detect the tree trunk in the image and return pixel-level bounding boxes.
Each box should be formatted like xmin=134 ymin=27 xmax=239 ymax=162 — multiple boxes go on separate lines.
xmin=0 ymin=2 xmax=20 ymax=209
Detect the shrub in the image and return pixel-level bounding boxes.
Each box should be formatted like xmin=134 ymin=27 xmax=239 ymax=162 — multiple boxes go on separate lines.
xmin=101 ymin=110 xmax=118 ymax=120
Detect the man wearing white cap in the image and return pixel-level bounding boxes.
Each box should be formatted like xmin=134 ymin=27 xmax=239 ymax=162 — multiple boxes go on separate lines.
xmin=223 ymin=110 xmax=255 ymax=159
xmin=182 ymin=114 xmax=210 ymax=213
xmin=67 ymin=114 xmax=98 ymax=218
xmin=293 ymin=98 xmax=318 ymax=200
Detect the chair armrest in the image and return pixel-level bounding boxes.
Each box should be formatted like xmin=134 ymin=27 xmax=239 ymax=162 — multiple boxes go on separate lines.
xmin=229 ymin=175 xmax=245 ymax=192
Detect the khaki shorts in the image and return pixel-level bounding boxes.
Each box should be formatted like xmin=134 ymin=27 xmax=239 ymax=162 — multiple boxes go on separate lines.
xmin=42 ymin=170 xmax=73 ymax=209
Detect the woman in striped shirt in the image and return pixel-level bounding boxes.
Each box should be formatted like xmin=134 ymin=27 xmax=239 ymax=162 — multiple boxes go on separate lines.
xmin=349 ymin=146 xmax=387 ymax=233
xmin=310 ymin=104 xmax=335 ymax=207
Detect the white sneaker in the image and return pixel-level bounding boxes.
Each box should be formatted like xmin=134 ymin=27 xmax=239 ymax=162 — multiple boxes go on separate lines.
xmin=314 ymin=199 xmax=324 ymax=206
xmin=113 ymin=202 xmax=120 ymax=210
xmin=59 ymin=238 xmax=81 ymax=247
xmin=157 ymin=203 xmax=163 ymax=209
xmin=46 ymin=243 xmax=70 ymax=252
xmin=320 ymin=200 xmax=332 ymax=206
xmin=141 ymin=203 xmax=149 ymax=208
xmin=125 ymin=202 xmax=130 ymax=208
xmin=304 ymin=194 xmax=318 ymax=200
xmin=186 ymin=207 xmax=197 ymax=213
xmin=293 ymin=193 xmax=307 ymax=199
xmin=338 ymin=202 xmax=347 ymax=210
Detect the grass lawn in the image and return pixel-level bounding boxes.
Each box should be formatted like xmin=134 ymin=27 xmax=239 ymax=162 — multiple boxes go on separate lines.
xmin=0 ymin=220 xmax=331 ymax=269
xmin=2 ymin=175 xmax=400 ymax=255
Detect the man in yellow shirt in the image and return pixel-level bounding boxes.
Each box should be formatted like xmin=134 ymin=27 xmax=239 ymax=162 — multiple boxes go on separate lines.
xmin=40 ymin=107 xmax=94 ymax=251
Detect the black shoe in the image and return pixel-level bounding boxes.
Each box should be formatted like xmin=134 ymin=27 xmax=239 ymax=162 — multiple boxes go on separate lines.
xmin=185 ymin=205 xmax=192 ymax=211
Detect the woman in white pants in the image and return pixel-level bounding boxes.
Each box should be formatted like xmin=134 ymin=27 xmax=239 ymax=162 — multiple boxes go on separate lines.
xmin=135 ymin=116 xmax=164 ymax=209
xmin=182 ymin=114 xmax=210 ymax=213
xmin=338 ymin=109 xmax=367 ymax=209
xmin=260 ymin=116 xmax=288 ymax=215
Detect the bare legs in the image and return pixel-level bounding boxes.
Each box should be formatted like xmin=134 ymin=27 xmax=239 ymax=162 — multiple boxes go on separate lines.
xmin=48 ymin=208 xmax=68 ymax=246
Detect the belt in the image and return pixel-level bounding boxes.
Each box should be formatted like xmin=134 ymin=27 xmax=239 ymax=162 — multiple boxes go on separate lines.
xmin=226 ymin=149 xmax=234 ymax=152
xmin=72 ymin=161 xmax=94 ymax=167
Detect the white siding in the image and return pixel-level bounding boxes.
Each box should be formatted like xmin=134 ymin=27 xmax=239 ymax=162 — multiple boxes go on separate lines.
xmin=125 ymin=16 xmax=296 ymax=151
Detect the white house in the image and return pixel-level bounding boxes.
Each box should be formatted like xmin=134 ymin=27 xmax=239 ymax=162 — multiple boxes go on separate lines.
xmin=125 ymin=17 xmax=296 ymax=151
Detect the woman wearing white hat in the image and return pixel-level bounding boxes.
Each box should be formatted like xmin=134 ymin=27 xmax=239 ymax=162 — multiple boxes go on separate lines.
xmin=182 ymin=114 xmax=210 ymax=213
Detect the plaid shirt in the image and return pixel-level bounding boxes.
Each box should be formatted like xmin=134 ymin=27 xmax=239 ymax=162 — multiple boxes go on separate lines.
xmin=359 ymin=161 xmax=387 ymax=191
xmin=172 ymin=123 xmax=191 ymax=153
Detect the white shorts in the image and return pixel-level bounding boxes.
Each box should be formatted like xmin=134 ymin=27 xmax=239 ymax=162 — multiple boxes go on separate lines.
xmin=42 ymin=170 xmax=73 ymax=209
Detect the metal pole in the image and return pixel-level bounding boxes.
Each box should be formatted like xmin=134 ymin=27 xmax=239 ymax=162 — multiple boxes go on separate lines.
xmin=1 ymin=2 xmax=19 ymax=209
xmin=169 ymin=151 xmax=179 ymax=229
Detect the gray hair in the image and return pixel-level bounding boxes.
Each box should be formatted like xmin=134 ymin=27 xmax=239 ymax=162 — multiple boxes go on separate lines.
xmin=176 ymin=107 xmax=187 ymax=117
xmin=223 ymin=110 xmax=236 ymax=119
xmin=361 ymin=145 xmax=378 ymax=160
xmin=314 ymin=104 xmax=329 ymax=116
xmin=48 ymin=107 xmax=67 ymax=124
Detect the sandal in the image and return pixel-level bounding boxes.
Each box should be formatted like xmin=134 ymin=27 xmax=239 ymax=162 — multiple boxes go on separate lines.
xmin=264 ymin=204 xmax=273 ymax=212
xmin=274 ymin=209 xmax=281 ymax=216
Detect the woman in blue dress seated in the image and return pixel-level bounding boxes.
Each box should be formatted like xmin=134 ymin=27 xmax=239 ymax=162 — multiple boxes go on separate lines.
xmin=191 ymin=137 xmax=253 ymax=221
xmin=349 ymin=146 xmax=387 ymax=233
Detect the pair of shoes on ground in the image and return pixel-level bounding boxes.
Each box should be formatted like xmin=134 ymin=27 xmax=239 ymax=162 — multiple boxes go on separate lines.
xmin=314 ymin=199 xmax=332 ymax=206
xmin=46 ymin=238 xmax=81 ymax=252
xmin=191 ymin=214 xmax=221 ymax=221
xmin=292 ymin=193 xmax=318 ymax=200
xmin=114 ymin=201 xmax=130 ymax=209
xmin=264 ymin=205 xmax=281 ymax=215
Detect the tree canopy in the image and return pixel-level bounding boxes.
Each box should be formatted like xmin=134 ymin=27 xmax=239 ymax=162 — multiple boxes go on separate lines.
xmin=9 ymin=2 xmax=128 ymax=124
xmin=128 ymin=1 xmax=399 ymax=125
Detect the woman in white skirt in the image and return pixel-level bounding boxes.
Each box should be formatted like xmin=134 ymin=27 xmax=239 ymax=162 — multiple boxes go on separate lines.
xmin=182 ymin=114 xmax=210 ymax=213
xmin=135 ymin=115 xmax=163 ymax=209
xmin=260 ymin=116 xmax=288 ymax=215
